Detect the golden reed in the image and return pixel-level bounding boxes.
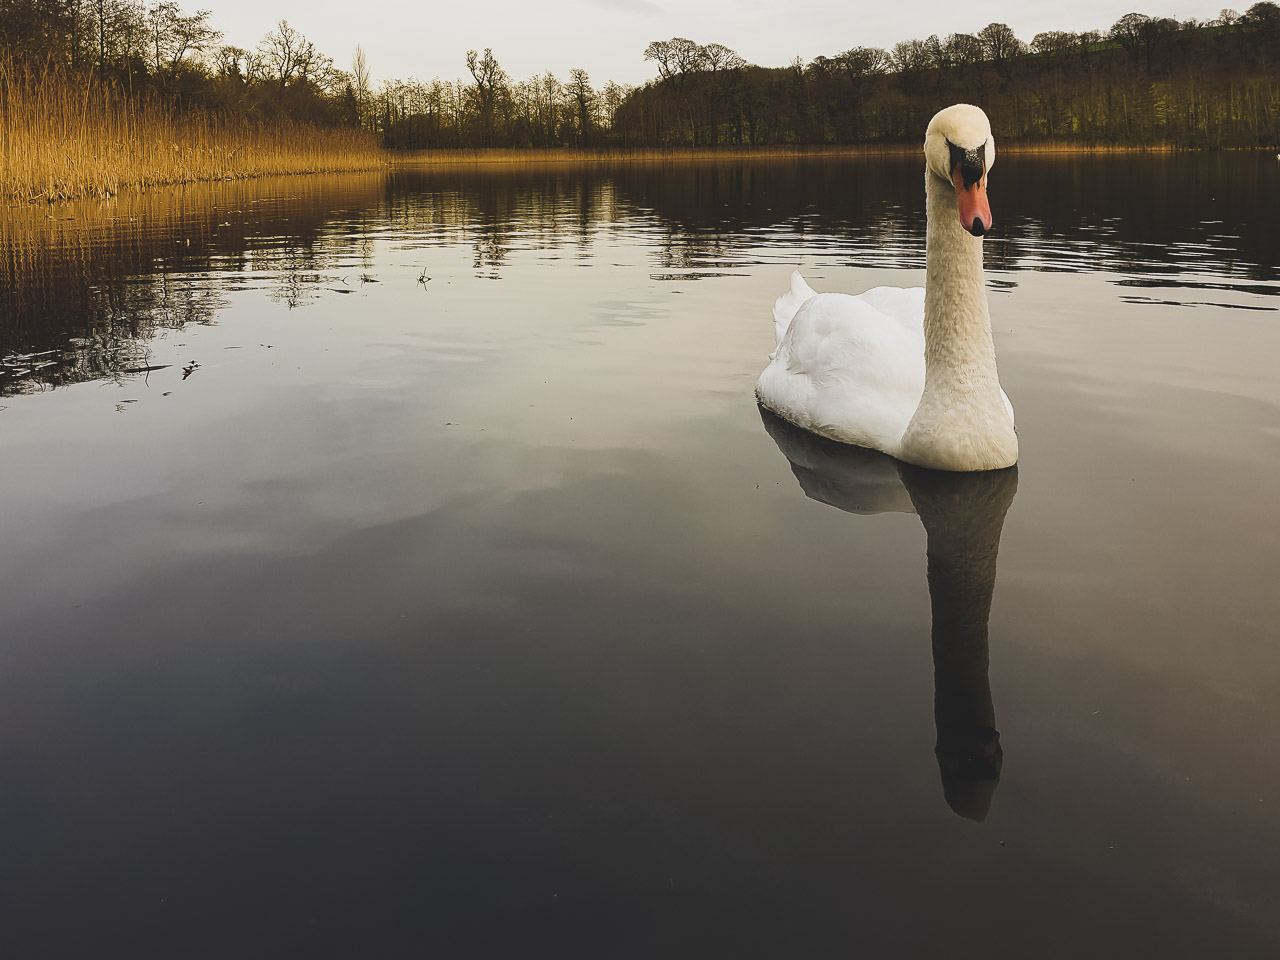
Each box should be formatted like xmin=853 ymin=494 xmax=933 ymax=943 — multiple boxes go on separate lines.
xmin=1 ymin=57 xmax=385 ymax=204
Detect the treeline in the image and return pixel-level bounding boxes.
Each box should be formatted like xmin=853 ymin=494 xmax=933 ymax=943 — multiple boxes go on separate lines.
xmin=368 ymin=6 xmax=1280 ymax=150
xmin=315 ymin=5 xmax=1280 ymax=150
xmin=373 ymin=49 xmax=634 ymax=150
xmin=3 ymin=0 xmax=1278 ymax=162
xmin=619 ymin=7 xmax=1280 ymax=147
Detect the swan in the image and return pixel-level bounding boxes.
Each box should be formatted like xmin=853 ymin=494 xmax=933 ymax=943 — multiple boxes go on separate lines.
xmin=756 ymin=104 xmax=1017 ymax=472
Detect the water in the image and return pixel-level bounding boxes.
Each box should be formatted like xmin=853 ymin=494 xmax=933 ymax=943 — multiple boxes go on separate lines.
xmin=2 ymin=155 xmax=1278 ymax=957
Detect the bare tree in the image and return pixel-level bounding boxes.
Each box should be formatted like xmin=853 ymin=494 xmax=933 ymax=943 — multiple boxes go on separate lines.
xmin=698 ymin=42 xmax=744 ymax=145
xmin=567 ymin=68 xmax=595 ymax=144
xmin=946 ymin=33 xmax=985 ymax=65
xmin=535 ymin=71 xmax=563 ymax=144
xmin=465 ymin=48 xmax=507 ymax=145
xmin=832 ymin=46 xmax=888 ymax=133
xmin=146 ymin=3 xmax=221 ymax=85
xmin=1073 ymin=29 xmax=1103 ymax=66
xmin=978 ymin=22 xmax=1024 ymax=80
xmin=700 ymin=42 xmax=745 ymax=72
xmin=1110 ymin=12 xmax=1181 ymax=73
xmin=891 ymin=39 xmax=930 ymax=93
xmin=644 ymin=37 xmax=705 ymax=84
xmin=257 ymin=20 xmax=319 ymax=89
xmin=352 ymin=44 xmax=371 ymax=130
xmin=87 ymin=0 xmax=140 ymax=73
xmin=835 ymin=46 xmax=889 ymax=83
xmin=1110 ymin=12 xmax=1153 ymax=64
xmin=1243 ymin=1 xmax=1279 ymax=37
xmin=923 ymin=35 xmax=947 ymax=71
xmin=599 ymin=80 xmax=631 ymax=140
xmin=212 ymin=44 xmax=249 ymax=79
xmin=943 ymin=33 xmax=987 ymax=91
xmin=1031 ymin=31 xmax=1076 ymax=56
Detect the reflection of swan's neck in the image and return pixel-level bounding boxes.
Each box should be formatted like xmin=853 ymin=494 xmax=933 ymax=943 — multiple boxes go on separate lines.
xmin=905 ymin=466 xmax=1018 ymax=821
xmin=758 ymin=411 xmax=1018 ymax=821
xmin=901 ymin=172 xmax=1016 ymax=471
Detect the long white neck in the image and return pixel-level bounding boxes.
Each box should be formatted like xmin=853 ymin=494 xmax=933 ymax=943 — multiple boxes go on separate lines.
xmin=898 ymin=170 xmax=1017 ymax=472
xmin=922 ymin=170 xmax=995 ymax=375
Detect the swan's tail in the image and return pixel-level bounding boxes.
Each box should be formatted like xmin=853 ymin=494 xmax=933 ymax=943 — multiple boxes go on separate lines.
xmin=772 ymin=270 xmax=816 ymax=348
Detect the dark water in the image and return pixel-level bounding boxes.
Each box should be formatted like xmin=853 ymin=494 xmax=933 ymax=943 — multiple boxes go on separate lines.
xmin=2 ymin=155 xmax=1278 ymax=957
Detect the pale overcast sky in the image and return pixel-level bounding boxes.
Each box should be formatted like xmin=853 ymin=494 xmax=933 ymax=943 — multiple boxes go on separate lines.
xmin=205 ymin=0 xmax=1231 ymax=87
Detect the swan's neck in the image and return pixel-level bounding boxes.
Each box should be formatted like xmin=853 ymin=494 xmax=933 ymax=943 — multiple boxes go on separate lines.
xmin=899 ymin=171 xmax=1017 ymax=472
xmin=923 ymin=170 xmax=992 ymax=370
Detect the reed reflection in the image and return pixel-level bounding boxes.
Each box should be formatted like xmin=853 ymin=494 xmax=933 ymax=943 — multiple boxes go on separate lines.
xmin=760 ymin=407 xmax=1017 ymax=821
xmin=0 ymin=174 xmax=387 ymax=395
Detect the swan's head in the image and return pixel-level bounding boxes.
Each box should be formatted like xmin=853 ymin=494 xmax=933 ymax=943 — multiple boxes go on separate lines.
xmin=925 ymin=104 xmax=995 ymax=238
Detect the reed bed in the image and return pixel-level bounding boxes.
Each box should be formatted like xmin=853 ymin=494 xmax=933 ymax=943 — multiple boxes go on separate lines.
xmin=1 ymin=58 xmax=385 ymax=204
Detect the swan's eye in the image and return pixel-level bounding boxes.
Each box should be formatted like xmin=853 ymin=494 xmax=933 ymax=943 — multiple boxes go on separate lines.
xmin=946 ymin=139 xmax=986 ymax=188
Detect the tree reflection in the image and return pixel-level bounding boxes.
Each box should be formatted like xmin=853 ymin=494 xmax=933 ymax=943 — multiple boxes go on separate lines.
xmin=760 ymin=407 xmax=1017 ymax=821
xmin=5 ymin=155 xmax=1272 ymax=395
xmin=609 ymin=153 xmax=1279 ymax=284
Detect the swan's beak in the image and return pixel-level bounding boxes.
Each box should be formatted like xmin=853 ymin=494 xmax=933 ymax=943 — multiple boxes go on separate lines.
xmin=953 ymin=171 xmax=992 ymax=238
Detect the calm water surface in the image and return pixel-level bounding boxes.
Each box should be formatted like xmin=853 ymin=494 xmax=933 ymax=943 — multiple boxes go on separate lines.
xmin=2 ymin=156 xmax=1278 ymax=957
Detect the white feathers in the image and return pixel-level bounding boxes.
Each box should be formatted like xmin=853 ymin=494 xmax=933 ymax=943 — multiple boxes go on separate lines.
xmin=758 ymin=273 xmax=927 ymax=453
xmin=771 ymin=271 xmax=816 ymax=353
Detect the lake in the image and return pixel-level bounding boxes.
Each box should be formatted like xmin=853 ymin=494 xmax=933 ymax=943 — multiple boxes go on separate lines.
xmin=2 ymin=154 xmax=1278 ymax=957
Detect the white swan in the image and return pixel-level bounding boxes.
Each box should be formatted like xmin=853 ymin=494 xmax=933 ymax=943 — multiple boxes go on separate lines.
xmin=756 ymin=104 xmax=1017 ymax=472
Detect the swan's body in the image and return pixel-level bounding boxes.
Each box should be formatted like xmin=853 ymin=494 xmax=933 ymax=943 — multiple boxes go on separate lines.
xmin=757 ymin=274 xmax=1014 ymax=464
xmin=756 ymin=105 xmax=1018 ymax=472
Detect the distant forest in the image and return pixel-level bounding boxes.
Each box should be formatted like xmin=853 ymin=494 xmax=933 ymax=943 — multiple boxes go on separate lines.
xmin=2 ymin=1 xmax=1278 ymax=149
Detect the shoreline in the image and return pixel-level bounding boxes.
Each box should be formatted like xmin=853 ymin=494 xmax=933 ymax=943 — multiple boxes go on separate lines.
xmin=5 ymin=156 xmax=387 ymax=207
xmin=385 ymin=138 xmax=1280 ymax=166
xmin=386 ymin=141 xmax=1194 ymax=167
xmin=7 ymin=140 xmax=1270 ymax=207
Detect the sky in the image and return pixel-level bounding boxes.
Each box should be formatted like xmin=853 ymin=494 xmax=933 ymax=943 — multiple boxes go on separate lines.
xmin=204 ymin=0 xmax=1235 ymax=87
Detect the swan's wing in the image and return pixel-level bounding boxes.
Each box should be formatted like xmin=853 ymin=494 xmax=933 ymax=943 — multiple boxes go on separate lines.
xmin=855 ymin=284 xmax=1016 ymax=427
xmin=772 ymin=271 xmax=818 ymax=350
xmin=758 ymin=291 xmax=925 ymax=452
xmin=855 ymin=285 xmax=926 ymax=336
xmin=774 ymin=276 xmax=923 ymax=343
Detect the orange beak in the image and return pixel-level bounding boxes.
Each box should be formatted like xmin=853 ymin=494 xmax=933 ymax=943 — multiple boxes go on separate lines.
xmin=953 ymin=171 xmax=992 ymax=237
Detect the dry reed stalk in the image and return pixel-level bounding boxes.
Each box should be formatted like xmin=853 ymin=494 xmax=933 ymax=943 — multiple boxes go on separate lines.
xmin=1 ymin=57 xmax=385 ymax=204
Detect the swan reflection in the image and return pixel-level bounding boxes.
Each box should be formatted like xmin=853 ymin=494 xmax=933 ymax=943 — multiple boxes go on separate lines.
xmin=760 ymin=407 xmax=1018 ymax=821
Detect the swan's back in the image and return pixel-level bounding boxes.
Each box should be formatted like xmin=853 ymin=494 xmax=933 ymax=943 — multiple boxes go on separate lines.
xmin=856 ymin=285 xmax=926 ymax=336
xmin=757 ymin=272 xmax=926 ymax=453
